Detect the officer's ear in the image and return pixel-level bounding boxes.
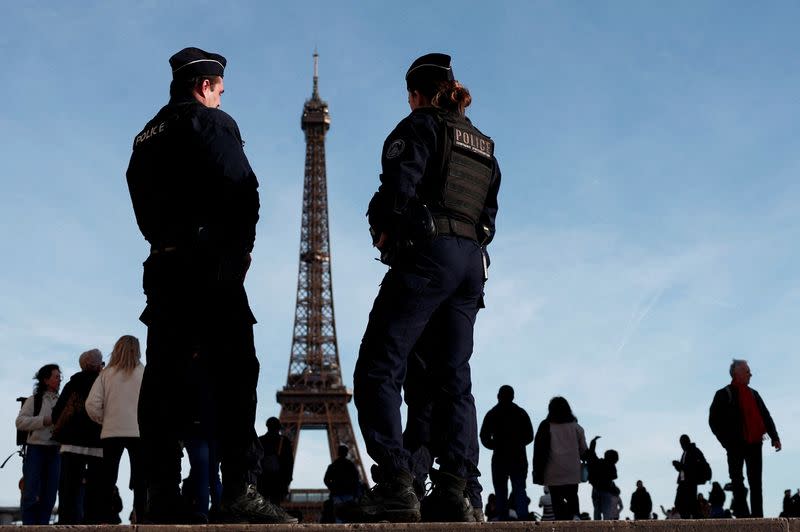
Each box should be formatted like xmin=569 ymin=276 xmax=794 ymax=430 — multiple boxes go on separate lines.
xmin=200 ymin=78 xmax=213 ymax=96
xmin=408 ymin=90 xmax=423 ymax=111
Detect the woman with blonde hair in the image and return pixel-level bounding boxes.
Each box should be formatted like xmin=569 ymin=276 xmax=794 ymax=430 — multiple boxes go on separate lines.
xmin=86 ymin=335 xmax=145 ymax=522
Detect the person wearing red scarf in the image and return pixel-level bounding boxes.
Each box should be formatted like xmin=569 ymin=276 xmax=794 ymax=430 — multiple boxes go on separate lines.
xmin=709 ymin=360 xmax=781 ymax=517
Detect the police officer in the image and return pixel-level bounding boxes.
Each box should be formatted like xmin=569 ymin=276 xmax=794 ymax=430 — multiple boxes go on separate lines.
xmin=126 ymin=47 xmax=295 ymax=524
xmin=346 ymin=53 xmax=501 ymax=523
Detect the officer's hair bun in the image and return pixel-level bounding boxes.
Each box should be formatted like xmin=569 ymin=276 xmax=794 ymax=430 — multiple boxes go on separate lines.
xmin=432 ymin=80 xmax=472 ymax=115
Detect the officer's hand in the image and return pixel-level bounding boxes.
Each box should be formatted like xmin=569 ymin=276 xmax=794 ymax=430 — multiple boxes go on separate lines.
xmin=374 ymin=232 xmax=388 ymax=249
xmin=773 ymin=439 xmax=782 ymax=451
xmin=672 ymin=460 xmax=682 ymax=471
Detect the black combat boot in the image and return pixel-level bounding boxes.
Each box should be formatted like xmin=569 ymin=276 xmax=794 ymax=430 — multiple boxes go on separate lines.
xmin=337 ymin=468 xmax=421 ymax=522
xmin=220 ymin=483 xmax=298 ymax=524
xmin=420 ymin=470 xmax=475 ymax=522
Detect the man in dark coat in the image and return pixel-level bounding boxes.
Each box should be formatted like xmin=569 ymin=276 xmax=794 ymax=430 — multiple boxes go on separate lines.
xmin=51 ymin=349 xmax=104 ymax=524
xmin=127 ymin=46 xmax=294 ymax=524
xmin=479 ymin=385 xmax=533 ymax=520
xmin=629 ymin=480 xmax=652 ymax=520
xmin=672 ymin=434 xmax=707 ymax=518
xmin=709 ymin=359 xmax=780 ymax=518
xmin=257 ymin=418 xmax=294 ymax=505
xmin=325 ymin=446 xmax=362 ymax=505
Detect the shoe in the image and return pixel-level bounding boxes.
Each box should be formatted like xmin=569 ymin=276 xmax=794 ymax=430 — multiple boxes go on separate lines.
xmin=141 ymin=486 xmax=187 ymax=524
xmin=420 ymin=470 xmax=474 ymax=522
xmin=221 ymin=484 xmax=298 ymax=524
xmin=337 ymin=469 xmax=420 ymax=523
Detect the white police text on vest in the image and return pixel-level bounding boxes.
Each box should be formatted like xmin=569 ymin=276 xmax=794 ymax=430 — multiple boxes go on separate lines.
xmin=454 ymin=127 xmax=493 ymax=159
xmin=134 ymin=121 xmax=168 ymax=147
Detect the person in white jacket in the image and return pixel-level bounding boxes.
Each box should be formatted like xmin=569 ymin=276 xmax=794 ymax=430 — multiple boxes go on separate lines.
xmin=15 ymin=364 xmax=62 ymax=525
xmin=86 ymin=335 xmax=145 ymax=522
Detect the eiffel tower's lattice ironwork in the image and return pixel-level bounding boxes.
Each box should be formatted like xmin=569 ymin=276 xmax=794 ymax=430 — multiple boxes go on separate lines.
xmin=277 ymin=53 xmax=367 ymax=486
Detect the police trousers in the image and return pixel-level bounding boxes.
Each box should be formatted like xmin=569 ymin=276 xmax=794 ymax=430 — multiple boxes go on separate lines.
xmin=404 ymin=321 xmax=482 ymax=506
xmin=138 ymin=314 xmax=263 ymax=495
xmin=354 ymin=235 xmax=485 ymax=479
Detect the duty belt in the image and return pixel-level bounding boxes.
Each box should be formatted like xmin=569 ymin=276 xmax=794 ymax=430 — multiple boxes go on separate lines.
xmin=434 ymin=216 xmax=477 ymax=241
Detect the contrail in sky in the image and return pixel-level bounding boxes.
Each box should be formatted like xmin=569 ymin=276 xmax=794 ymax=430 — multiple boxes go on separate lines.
xmin=614 ymin=285 xmax=664 ymax=358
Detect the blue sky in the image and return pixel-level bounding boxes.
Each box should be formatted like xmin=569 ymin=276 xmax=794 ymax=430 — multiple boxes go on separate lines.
xmin=1 ymin=0 xmax=798 ymax=520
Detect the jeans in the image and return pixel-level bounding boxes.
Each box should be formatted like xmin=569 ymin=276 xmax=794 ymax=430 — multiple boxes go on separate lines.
xmin=549 ymin=484 xmax=579 ymax=520
xmin=491 ymin=459 xmax=528 ymax=520
xmin=675 ymin=481 xmax=698 ymax=518
xmin=57 ymin=451 xmax=103 ymax=524
xmin=184 ymin=438 xmax=222 ymax=516
xmin=592 ymin=487 xmax=616 ymax=520
xmin=727 ymin=442 xmax=763 ymax=517
xmin=21 ymin=444 xmax=60 ymax=525
xmin=101 ymin=437 xmax=146 ymax=522
xmin=332 ymin=494 xmax=356 ymax=523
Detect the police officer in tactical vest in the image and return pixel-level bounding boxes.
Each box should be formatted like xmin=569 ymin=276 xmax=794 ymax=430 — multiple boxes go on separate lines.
xmin=343 ymin=53 xmax=501 ymax=523
xmin=126 ymin=47 xmax=295 ymax=524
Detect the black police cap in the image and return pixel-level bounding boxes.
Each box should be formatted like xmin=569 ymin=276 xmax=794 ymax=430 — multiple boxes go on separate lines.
xmin=406 ymin=53 xmax=454 ymax=91
xmin=169 ymin=47 xmax=226 ymax=80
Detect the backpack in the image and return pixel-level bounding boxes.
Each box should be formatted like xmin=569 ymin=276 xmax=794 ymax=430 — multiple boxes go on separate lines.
xmin=694 ymin=451 xmax=712 ymax=484
xmin=15 ymin=394 xmax=43 ymax=446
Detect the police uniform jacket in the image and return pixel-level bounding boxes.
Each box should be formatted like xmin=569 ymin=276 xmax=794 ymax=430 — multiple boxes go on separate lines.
xmin=126 ymin=94 xmax=259 ymax=325
xmin=368 ymin=107 xmax=500 ymax=247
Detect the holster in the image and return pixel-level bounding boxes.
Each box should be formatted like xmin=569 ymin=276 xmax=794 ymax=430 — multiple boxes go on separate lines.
xmin=371 ymin=199 xmax=437 ymax=266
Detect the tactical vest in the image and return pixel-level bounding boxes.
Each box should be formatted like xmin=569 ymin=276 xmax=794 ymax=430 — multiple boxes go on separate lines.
xmin=422 ymin=109 xmax=494 ymax=233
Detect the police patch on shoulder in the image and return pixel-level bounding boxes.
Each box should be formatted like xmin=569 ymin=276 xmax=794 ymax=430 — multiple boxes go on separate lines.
xmin=385 ymin=139 xmax=405 ymax=159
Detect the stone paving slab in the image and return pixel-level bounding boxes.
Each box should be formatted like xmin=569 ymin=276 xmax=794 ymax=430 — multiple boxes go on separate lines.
xmin=0 ymin=519 xmax=795 ymax=531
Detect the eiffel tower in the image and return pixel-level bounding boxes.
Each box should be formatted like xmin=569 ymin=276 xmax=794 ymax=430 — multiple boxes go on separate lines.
xmin=277 ymin=52 xmax=368 ymax=490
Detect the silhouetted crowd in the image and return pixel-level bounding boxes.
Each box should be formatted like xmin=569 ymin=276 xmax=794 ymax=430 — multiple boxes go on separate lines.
xmin=13 ymin=340 xmax=298 ymax=525
xmin=470 ymin=359 xmax=782 ymax=522
xmin=13 ymin=352 xmax=785 ymax=524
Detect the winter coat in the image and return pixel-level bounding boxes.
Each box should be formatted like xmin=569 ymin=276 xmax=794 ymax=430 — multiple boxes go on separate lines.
xmin=51 ymin=370 xmax=102 ymax=447
xmin=630 ymin=487 xmax=653 ymax=519
xmin=480 ymin=401 xmax=534 ymax=468
xmin=709 ymin=384 xmax=778 ymax=450
xmin=532 ymin=420 xmax=587 ymax=486
xmin=15 ymin=391 xmax=59 ymax=446
xmin=85 ymin=364 xmax=144 ymax=438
